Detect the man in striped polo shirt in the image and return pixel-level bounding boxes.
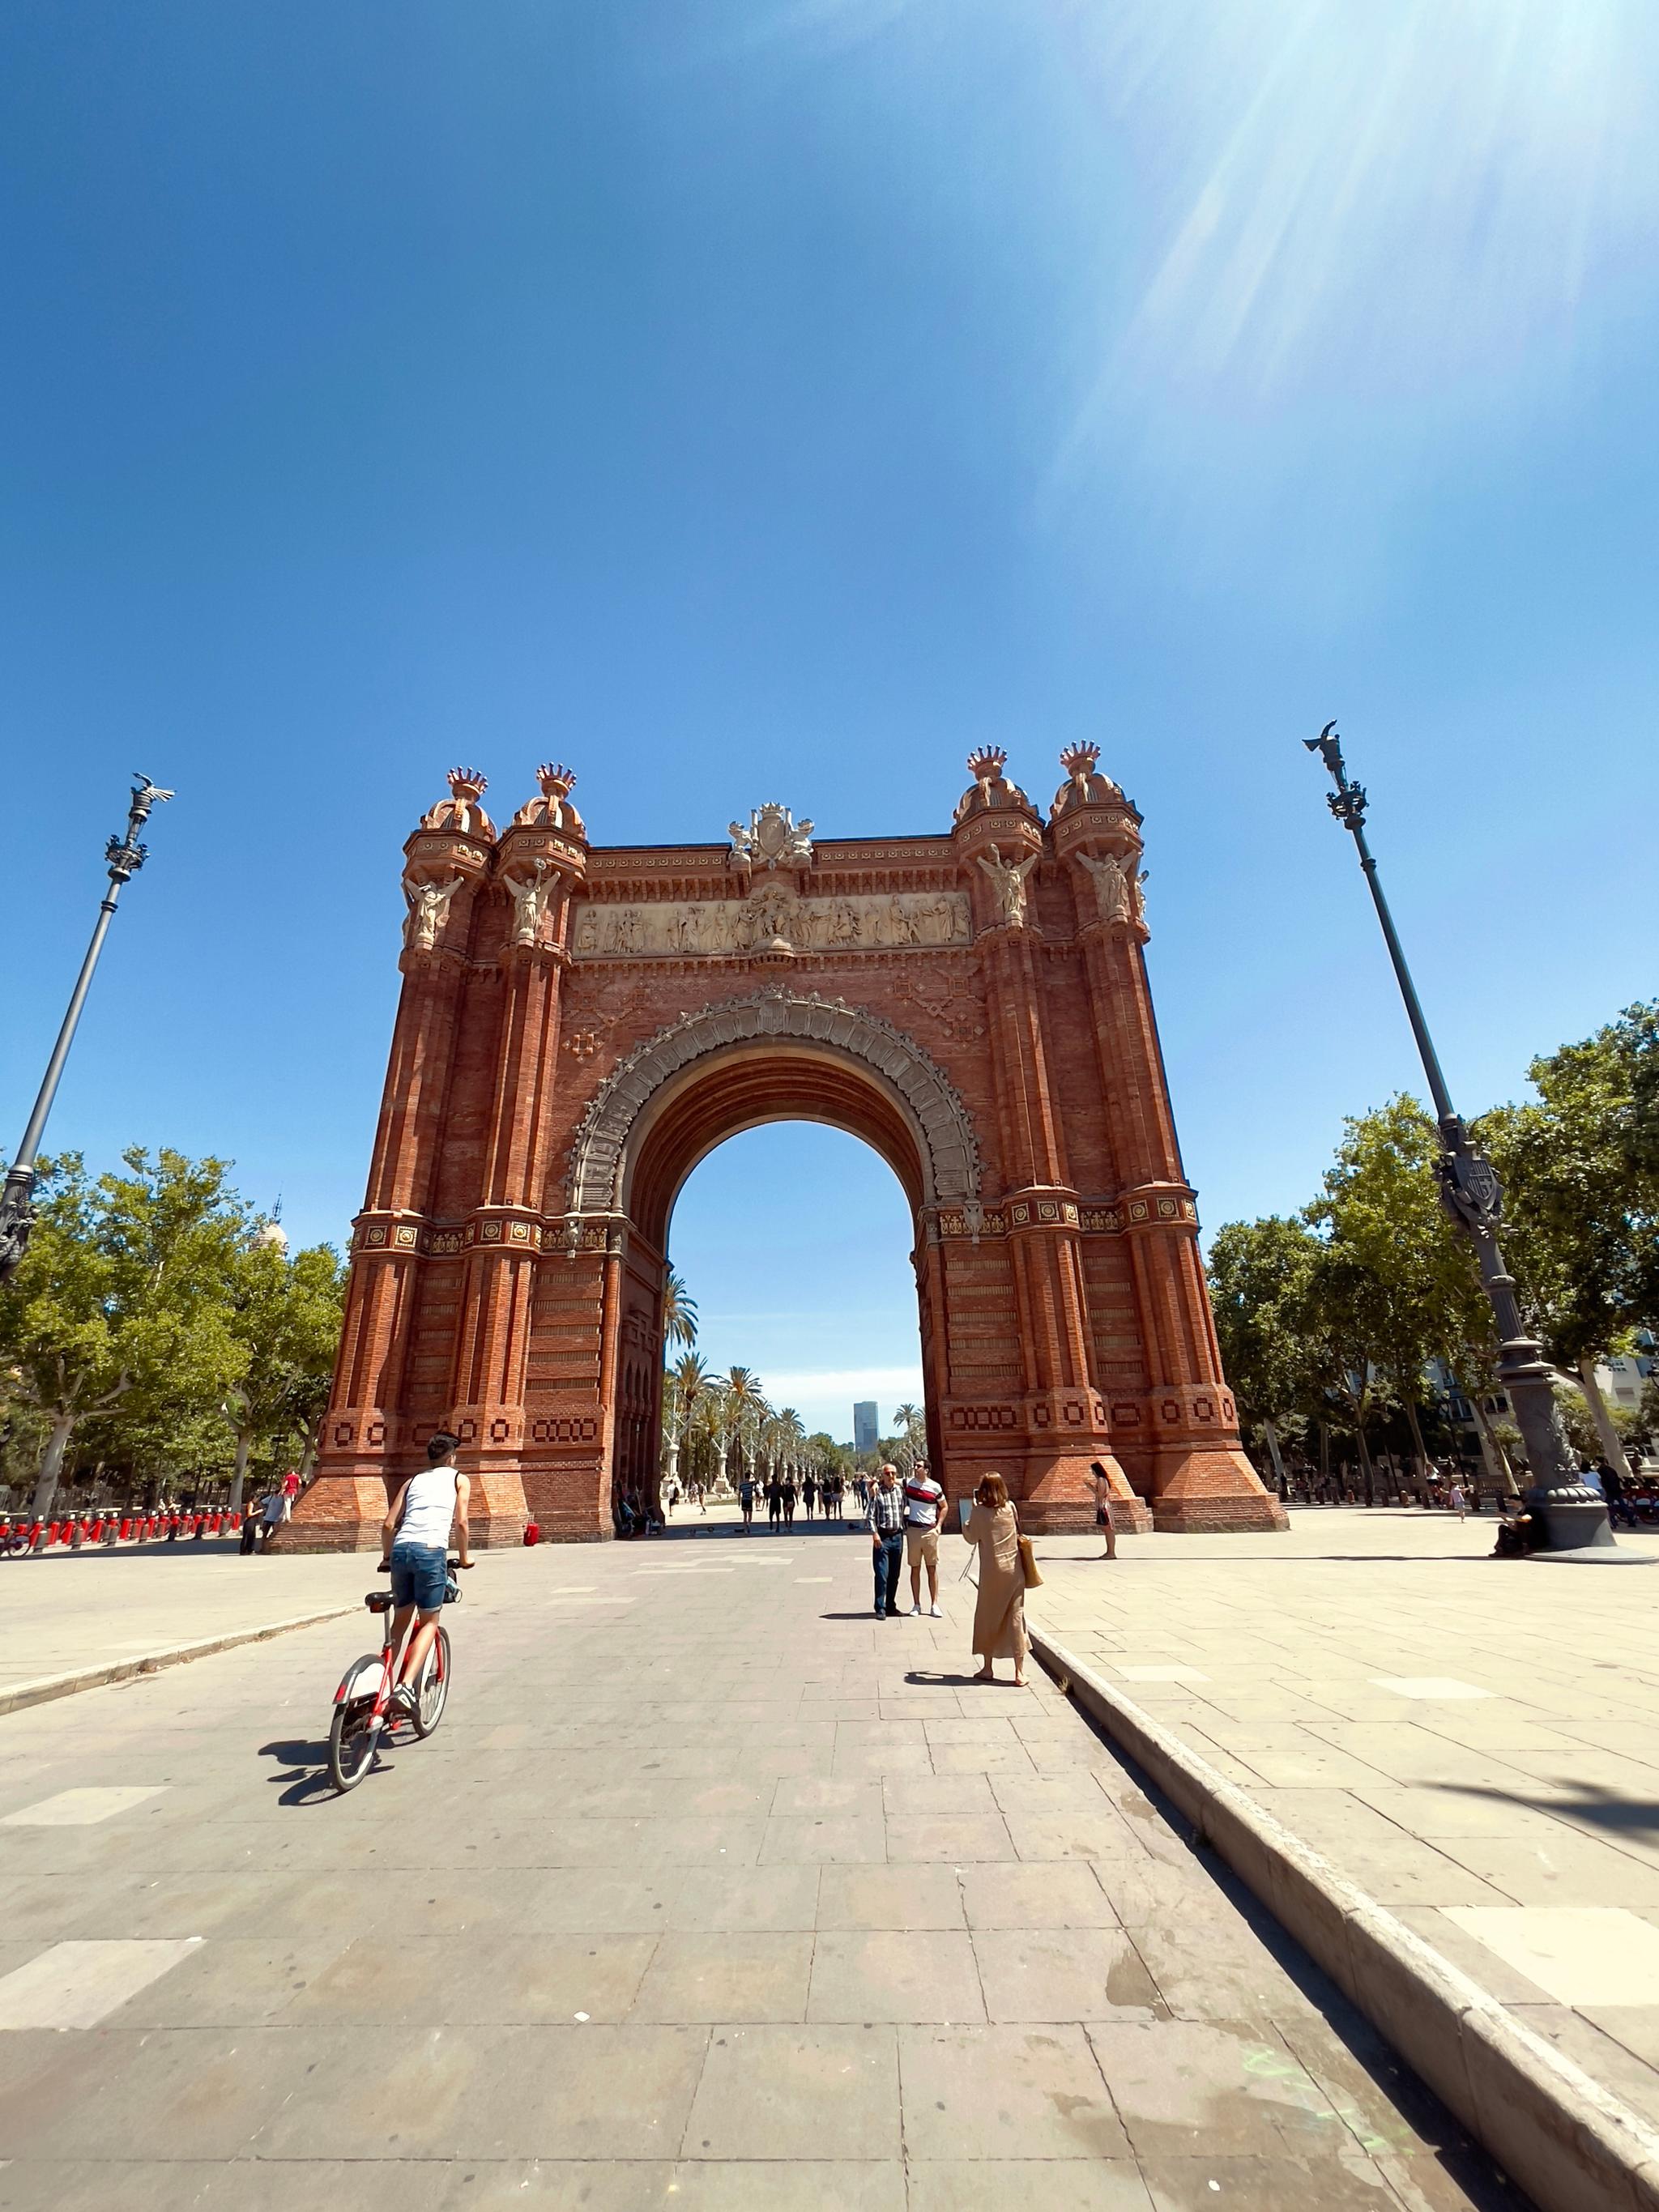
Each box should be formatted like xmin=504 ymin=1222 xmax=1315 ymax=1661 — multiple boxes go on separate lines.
xmin=902 ymin=1458 xmax=945 ymax=1618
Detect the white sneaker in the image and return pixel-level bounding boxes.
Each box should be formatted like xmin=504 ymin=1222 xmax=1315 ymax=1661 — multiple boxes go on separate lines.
xmin=929 ymin=1604 xmax=942 ymax=1617
xmin=908 ymin=1604 xmax=923 ymax=1616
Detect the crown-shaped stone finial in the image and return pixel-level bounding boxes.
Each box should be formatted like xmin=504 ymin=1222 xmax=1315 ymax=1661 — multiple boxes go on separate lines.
xmin=954 ymin=746 xmax=1036 ymax=829
xmin=1050 ymin=740 xmax=1124 ymax=821
xmin=419 ymin=765 xmax=497 ymax=840
xmin=512 ymin=759 xmax=586 ymax=837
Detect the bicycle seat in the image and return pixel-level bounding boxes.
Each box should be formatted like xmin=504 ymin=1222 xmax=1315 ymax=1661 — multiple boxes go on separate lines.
xmin=365 ymin=1590 xmax=394 ymax=1613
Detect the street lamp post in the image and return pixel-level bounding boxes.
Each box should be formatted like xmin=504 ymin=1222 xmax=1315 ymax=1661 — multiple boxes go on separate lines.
xmin=1304 ymin=724 xmax=1612 ymax=1553
xmin=0 ymin=774 xmax=175 ymax=1284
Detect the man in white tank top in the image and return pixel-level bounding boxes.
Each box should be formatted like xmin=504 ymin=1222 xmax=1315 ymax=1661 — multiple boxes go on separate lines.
xmin=381 ymin=1431 xmax=473 ymax=1715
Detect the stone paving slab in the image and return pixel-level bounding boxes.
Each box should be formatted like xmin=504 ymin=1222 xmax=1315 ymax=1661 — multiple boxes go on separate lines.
xmin=0 ymin=1541 xmax=374 ymax=1696
xmin=1034 ymin=1506 xmax=1659 ymax=2190
xmin=0 ymin=1508 xmax=1531 ymax=2210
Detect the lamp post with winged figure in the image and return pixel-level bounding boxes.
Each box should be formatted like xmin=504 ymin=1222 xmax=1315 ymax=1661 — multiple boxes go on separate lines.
xmin=1303 ymin=724 xmax=1612 ymax=1553
xmin=0 ymin=774 xmax=175 ymax=1284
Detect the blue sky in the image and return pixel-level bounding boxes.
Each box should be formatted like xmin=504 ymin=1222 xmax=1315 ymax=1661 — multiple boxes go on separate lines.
xmin=2 ymin=2 xmax=1656 ymax=1441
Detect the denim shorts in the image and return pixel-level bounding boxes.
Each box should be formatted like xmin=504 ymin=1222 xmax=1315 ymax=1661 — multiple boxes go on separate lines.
xmin=389 ymin=1541 xmax=447 ymax=1613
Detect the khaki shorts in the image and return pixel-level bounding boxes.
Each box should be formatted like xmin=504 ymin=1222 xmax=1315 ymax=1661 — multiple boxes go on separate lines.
xmin=905 ymin=1525 xmax=940 ymax=1567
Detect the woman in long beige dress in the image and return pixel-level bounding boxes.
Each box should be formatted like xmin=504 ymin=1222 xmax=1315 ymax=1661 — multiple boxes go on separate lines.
xmin=961 ymin=1473 xmax=1029 ymax=1686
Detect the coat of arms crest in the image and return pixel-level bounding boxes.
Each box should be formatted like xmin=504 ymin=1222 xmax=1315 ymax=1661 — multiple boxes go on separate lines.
xmin=729 ymin=802 xmax=813 ymax=870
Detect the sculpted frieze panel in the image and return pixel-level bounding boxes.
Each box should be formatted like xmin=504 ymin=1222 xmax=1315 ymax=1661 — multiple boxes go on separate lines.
xmin=569 ymin=887 xmax=970 ymax=960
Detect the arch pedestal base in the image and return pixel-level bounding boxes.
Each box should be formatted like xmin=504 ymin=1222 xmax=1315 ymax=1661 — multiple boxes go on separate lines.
xmin=270 ymin=1473 xmax=389 ymax=1554
xmin=273 ymin=1467 xmax=531 ymax=1553
xmin=1149 ymin=1448 xmax=1290 ymax=1533
xmin=1024 ymin=1450 xmax=1153 ymax=1536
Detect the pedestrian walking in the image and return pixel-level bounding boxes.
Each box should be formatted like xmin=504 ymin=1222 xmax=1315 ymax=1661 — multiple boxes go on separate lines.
xmin=258 ymin=1488 xmax=285 ymax=1548
xmin=1090 ymin=1460 xmax=1118 ymax=1560
xmin=766 ymin=1477 xmax=783 ymax=1532
xmin=868 ymin=1464 xmax=905 ymax=1618
xmin=781 ymin=1475 xmax=797 ymax=1527
xmin=960 ymin=1473 xmax=1030 ymax=1687
xmin=1448 ymin=1477 xmax=1467 ymax=1523
xmin=1603 ymin=1460 xmax=1636 ymax=1528
xmin=739 ymin=1475 xmax=757 ymax=1532
xmin=902 ymin=1459 xmax=945 ymax=1617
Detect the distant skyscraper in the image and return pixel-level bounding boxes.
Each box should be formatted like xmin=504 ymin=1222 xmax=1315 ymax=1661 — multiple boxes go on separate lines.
xmin=853 ymin=1401 xmax=879 ymax=1454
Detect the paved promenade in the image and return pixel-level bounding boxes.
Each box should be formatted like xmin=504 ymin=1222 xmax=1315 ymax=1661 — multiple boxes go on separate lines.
xmin=0 ymin=1507 xmax=1523 ymax=2210
xmin=1036 ymin=1507 xmax=1659 ymax=2159
xmin=0 ymin=1541 xmax=370 ymax=1698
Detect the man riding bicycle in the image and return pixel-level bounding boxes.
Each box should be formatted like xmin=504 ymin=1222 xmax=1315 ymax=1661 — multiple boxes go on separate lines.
xmin=380 ymin=1430 xmax=473 ymax=1717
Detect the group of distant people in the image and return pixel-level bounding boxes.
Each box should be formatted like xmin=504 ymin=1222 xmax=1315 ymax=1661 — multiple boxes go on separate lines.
xmin=735 ymin=1470 xmax=851 ymax=1532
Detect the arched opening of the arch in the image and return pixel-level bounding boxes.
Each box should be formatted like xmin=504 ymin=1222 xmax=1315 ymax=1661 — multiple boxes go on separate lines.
xmin=662 ymin=1123 xmax=923 ymax=1511
xmin=606 ymin=1042 xmax=942 ymax=1512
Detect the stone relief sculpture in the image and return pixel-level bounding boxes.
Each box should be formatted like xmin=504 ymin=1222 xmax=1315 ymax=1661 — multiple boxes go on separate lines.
xmin=504 ymin=859 xmax=557 ymax=948
xmin=567 ymin=889 xmax=971 ymax=959
xmin=403 ymin=873 xmax=464 ymax=952
xmin=978 ymin=844 xmax=1038 ymax=928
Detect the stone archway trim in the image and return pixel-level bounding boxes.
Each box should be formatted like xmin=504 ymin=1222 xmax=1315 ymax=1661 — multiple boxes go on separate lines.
xmin=563 ymin=987 xmax=983 ymax=1217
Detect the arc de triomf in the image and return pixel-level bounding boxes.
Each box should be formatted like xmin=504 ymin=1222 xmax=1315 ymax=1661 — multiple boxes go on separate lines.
xmin=288 ymin=746 xmax=1286 ymax=1549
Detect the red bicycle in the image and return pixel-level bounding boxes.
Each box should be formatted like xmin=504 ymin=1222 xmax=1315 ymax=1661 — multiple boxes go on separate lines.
xmin=327 ymin=1556 xmax=461 ymax=1792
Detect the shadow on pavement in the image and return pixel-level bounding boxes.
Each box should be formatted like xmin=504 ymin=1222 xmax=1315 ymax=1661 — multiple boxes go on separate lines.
xmin=1439 ymin=1779 xmax=1659 ymax=1838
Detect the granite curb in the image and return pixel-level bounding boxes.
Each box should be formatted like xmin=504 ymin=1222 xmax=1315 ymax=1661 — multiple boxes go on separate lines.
xmin=0 ymin=1606 xmax=358 ymax=1720
xmin=1032 ymin=1627 xmax=1659 ymax=2212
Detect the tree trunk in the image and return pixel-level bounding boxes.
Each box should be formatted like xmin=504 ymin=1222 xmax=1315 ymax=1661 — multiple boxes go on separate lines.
xmin=1470 ymin=1395 xmax=1518 ymax=1498
xmin=228 ymin=1429 xmax=254 ymax=1515
xmin=1402 ymin=1400 xmax=1431 ymax=1498
xmin=1577 ymin=1353 xmax=1631 ymax=1473
xmin=31 ymin=1411 xmax=77 ymax=1523
xmin=1351 ymin=1413 xmax=1375 ymax=1506
xmin=1262 ymin=1420 xmax=1289 ymax=1499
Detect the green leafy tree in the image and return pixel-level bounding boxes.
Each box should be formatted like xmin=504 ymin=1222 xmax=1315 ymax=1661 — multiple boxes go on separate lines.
xmin=1478 ymin=1004 xmax=1659 ymax=1469
xmin=0 ymin=1149 xmax=254 ymax=1519
xmin=221 ymin=1238 xmax=347 ymax=1510
xmin=1311 ymin=1098 xmax=1495 ymax=1478
xmin=1207 ymin=1215 xmax=1324 ymax=1492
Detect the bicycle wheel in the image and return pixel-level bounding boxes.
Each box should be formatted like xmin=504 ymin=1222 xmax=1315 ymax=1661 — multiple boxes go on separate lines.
xmin=328 ymin=1697 xmax=379 ymax=1792
xmin=413 ymin=1626 xmax=450 ymax=1737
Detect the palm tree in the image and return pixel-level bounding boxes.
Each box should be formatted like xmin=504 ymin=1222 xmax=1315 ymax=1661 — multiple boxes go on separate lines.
xmin=777 ymin=1406 xmax=804 ymax=1481
xmin=694 ymin=1382 xmax=730 ymax=1491
xmin=662 ymin=1268 xmax=698 ymax=1353
xmin=893 ymin=1401 xmax=923 ymax=1469
xmin=662 ymin=1350 xmax=712 ymax=1499
xmin=723 ymin=1366 xmax=767 ymax=1485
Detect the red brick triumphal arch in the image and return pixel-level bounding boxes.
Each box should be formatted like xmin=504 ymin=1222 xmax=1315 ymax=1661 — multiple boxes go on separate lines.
xmin=287 ymin=746 xmax=1286 ymax=1549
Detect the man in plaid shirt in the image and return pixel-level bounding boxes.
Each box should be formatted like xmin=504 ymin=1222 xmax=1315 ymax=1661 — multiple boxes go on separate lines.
xmin=868 ymin=1464 xmax=906 ymax=1619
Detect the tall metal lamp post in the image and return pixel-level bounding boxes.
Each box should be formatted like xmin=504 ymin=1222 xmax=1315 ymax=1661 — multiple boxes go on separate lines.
xmin=1304 ymin=724 xmax=1612 ymax=1553
xmin=0 ymin=774 xmax=175 ymax=1284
